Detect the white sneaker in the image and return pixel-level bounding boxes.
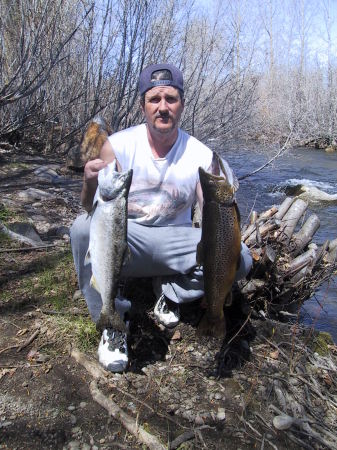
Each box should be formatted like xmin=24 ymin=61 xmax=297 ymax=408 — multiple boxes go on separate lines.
xmin=154 ymin=294 xmax=180 ymax=328
xmin=98 ymin=328 xmax=128 ymax=372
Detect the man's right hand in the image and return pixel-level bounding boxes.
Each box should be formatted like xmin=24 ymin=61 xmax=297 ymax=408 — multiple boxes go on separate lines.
xmin=81 ymin=159 xmax=108 ymax=212
xmin=84 ymin=158 xmax=108 ymax=182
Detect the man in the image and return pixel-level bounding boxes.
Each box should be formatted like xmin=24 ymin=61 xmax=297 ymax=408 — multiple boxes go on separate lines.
xmin=70 ymin=63 xmax=252 ymax=372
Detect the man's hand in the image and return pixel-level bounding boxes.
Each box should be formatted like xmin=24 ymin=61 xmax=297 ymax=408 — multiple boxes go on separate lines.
xmin=84 ymin=158 xmax=107 ymax=182
xmin=81 ymin=159 xmax=108 ymax=212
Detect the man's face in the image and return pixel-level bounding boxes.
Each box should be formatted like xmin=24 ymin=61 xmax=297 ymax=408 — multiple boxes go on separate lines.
xmin=141 ymin=86 xmax=184 ymax=135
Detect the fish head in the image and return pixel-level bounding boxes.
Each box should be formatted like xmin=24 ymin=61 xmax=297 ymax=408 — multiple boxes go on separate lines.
xmin=199 ymin=153 xmax=238 ymax=204
xmin=98 ymin=161 xmax=133 ymax=200
xmin=199 ymin=167 xmax=235 ymax=203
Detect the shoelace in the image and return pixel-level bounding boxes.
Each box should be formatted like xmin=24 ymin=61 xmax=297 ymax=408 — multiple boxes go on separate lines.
xmin=105 ymin=328 xmax=126 ymax=353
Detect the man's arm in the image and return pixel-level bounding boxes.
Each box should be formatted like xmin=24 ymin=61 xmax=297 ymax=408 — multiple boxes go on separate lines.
xmin=80 ymin=139 xmax=117 ymax=212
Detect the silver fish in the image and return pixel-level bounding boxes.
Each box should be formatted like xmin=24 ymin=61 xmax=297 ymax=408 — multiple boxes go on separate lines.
xmin=85 ymin=161 xmax=133 ymax=332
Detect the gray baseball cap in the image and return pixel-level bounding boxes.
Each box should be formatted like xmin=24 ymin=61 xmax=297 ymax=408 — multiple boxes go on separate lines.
xmin=139 ymin=63 xmax=184 ymax=96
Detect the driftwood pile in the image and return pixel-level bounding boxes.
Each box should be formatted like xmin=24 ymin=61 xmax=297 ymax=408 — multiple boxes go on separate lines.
xmin=239 ymin=196 xmax=337 ymax=317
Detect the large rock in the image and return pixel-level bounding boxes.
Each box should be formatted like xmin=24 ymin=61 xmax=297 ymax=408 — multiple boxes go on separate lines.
xmin=66 ymin=146 xmax=84 ymax=171
xmin=8 ymin=222 xmax=42 ymax=243
xmin=18 ymin=188 xmax=53 ymax=203
xmin=34 ymin=166 xmax=66 ymax=183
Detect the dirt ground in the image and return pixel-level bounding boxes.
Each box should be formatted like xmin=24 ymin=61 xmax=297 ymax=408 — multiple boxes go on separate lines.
xmin=1 ymin=148 xmax=337 ymax=450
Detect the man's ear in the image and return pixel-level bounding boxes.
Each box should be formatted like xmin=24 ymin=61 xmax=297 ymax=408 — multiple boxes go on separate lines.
xmin=140 ymin=99 xmax=145 ymax=114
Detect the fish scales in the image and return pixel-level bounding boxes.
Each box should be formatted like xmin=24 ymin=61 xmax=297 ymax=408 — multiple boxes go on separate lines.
xmin=85 ymin=162 xmax=133 ymax=333
xmin=197 ymin=153 xmax=241 ymax=338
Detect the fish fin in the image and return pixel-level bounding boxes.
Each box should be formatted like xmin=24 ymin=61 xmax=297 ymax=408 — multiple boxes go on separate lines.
xmin=96 ymin=311 xmax=128 ymax=334
xmin=197 ymin=313 xmax=226 ymax=339
xmin=90 ymin=274 xmax=100 ymax=293
xmin=196 ymin=241 xmax=203 ymax=265
xmin=123 ymin=246 xmax=132 ymax=266
xmin=224 ymin=291 xmax=233 ymax=307
xmin=84 ymin=248 xmax=91 ymax=266
xmin=234 ymin=200 xmax=241 ymax=224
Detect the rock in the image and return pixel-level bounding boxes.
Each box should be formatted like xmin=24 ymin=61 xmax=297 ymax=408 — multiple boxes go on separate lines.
xmin=297 ymin=185 xmax=337 ymax=205
xmin=66 ymin=146 xmax=84 ymax=171
xmin=71 ymin=426 xmax=82 ymax=436
xmin=47 ymin=225 xmax=70 ymax=237
xmin=70 ymin=414 xmax=77 ymax=425
xmin=195 ymin=415 xmax=205 ymax=425
xmin=325 ymin=145 xmax=336 ymax=153
xmin=214 ymin=392 xmax=223 ymax=400
xmin=34 ymin=166 xmax=65 ymax=183
xmin=36 ymin=352 xmax=49 ymax=363
xmin=7 ymin=222 xmax=42 ymax=243
xmin=216 ymin=408 xmax=226 ymax=421
xmin=66 ymin=441 xmax=81 ymax=450
xmin=0 ymin=421 xmax=12 ymax=428
xmin=79 ymin=401 xmax=87 ymax=409
xmin=272 ymin=414 xmax=295 ymax=430
xmin=68 ymin=405 xmax=76 ymax=411
xmin=18 ymin=187 xmax=53 ymax=202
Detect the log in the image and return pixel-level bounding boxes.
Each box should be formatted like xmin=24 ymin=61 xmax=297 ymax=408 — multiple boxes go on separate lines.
xmin=314 ymin=240 xmax=330 ymax=265
xmin=249 ymin=211 xmax=258 ymax=224
xmin=274 ymin=197 xmax=295 ymax=220
xmin=288 ymin=266 xmax=310 ymax=286
xmin=283 ymin=248 xmax=316 ymax=277
xmin=328 ymin=238 xmax=337 ymax=251
xmin=90 ymin=381 xmax=166 ymax=450
xmin=71 ymin=349 xmax=167 ymax=450
xmin=242 ymin=207 xmax=278 ymax=242
xmin=291 ymin=214 xmax=320 ymax=256
xmin=279 ymin=199 xmax=308 ymax=242
xmin=259 ymin=206 xmax=278 ymax=221
xmin=245 ymin=219 xmax=281 ymax=246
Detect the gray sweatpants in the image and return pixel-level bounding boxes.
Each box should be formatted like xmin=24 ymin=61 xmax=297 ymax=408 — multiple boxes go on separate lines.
xmin=70 ymin=214 xmax=252 ymax=322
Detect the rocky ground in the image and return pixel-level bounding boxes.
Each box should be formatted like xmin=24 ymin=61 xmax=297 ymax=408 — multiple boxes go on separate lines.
xmin=1 ymin=147 xmax=337 ymax=450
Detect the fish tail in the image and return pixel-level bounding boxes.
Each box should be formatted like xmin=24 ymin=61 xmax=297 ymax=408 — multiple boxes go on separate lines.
xmin=197 ymin=313 xmax=226 ymax=339
xmin=96 ymin=311 xmax=128 ymax=334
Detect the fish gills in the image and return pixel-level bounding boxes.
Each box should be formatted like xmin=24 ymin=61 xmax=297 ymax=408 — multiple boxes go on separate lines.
xmin=85 ymin=163 xmax=133 ymax=333
xmin=197 ymin=154 xmax=241 ymax=338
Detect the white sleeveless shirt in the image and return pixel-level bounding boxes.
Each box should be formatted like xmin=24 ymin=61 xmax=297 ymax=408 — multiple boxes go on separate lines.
xmin=108 ymin=124 xmax=213 ymax=226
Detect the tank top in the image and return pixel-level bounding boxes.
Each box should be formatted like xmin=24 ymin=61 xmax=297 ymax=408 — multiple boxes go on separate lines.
xmin=108 ymin=124 xmax=213 ymax=226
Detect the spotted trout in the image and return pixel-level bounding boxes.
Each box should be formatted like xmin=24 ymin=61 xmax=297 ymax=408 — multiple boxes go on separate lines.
xmin=85 ymin=161 xmax=133 ymax=333
xmin=197 ymin=153 xmax=241 ymax=338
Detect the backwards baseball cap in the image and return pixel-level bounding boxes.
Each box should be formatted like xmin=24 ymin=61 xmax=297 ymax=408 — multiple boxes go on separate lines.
xmin=139 ymin=63 xmax=184 ymax=96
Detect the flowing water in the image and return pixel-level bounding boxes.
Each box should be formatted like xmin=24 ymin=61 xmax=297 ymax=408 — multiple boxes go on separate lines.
xmin=218 ymin=143 xmax=337 ymax=341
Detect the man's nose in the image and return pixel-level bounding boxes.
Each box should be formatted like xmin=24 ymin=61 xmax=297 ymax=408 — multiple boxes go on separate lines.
xmin=158 ymin=98 xmax=169 ymax=112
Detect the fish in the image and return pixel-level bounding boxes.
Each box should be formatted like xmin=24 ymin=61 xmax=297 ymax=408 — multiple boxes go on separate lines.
xmin=196 ymin=152 xmax=241 ymax=338
xmin=85 ymin=161 xmax=133 ymax=332
xmin=80 ymin=116 xmax=112 ymax=164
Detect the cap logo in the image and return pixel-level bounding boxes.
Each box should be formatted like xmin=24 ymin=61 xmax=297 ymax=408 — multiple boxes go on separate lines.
xmin=150 ymin=80 xmax=174 ymax=87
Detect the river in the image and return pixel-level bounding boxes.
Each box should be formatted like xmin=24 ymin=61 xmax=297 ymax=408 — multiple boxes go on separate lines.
xmin=218 ymin=143 xmax=337 ymax=342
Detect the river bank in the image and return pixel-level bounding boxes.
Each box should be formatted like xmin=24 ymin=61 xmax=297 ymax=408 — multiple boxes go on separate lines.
xmin=1 ymin=146 xmax=337 ymax=449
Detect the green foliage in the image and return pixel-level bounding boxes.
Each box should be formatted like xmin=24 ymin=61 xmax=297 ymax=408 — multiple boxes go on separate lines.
xmin=0 ymin=250 xmax=76 ymax=309
xmin=56 ymin=315 xmax=99 ymax=351
xmin=0 ymin=204 xmax=11 ymax=222
xmin=311 ymin=331 xmax=334 ymax=356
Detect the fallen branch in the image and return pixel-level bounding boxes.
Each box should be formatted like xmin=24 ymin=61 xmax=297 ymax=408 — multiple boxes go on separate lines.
xmin=90 ymin=380 xmax=166 ymax=450
xmin=238 ymin=132 xmax=292 ymax=181
xmin=0 ymin=329 xmax=40 ymax=354
xmin=71 ymin=348 xmax=185 ymax=430
xmin=169 ymin=430 xmax=195 ymax=449
xmin=17 ymin=329 xmax=40 ymax=352
xmin=71 ymin=348 xmax=108 ymax=380
xmin=0 ymin=243 xmax=60 ymax=253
